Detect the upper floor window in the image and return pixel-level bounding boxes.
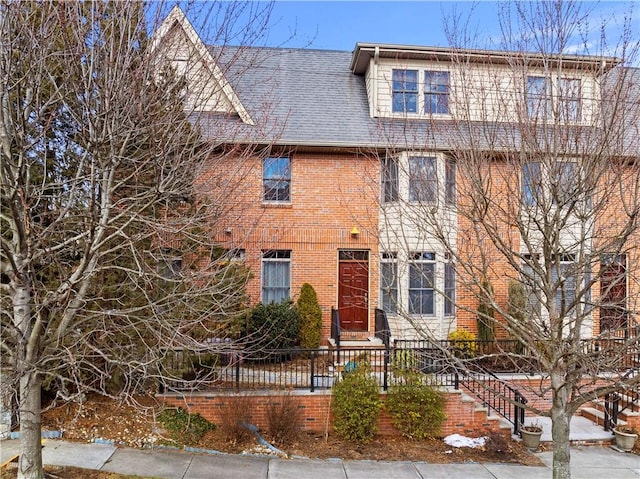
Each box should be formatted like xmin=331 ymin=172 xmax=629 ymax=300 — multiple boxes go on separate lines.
xmin=558 ymin=78 xmax=581 ymax=122
xmin=263 ymin=157 xmax=291 ymax=202
xmin=408 ymin=252 xmax=436 ymax=315
xmin=380 ymin=252 xmax=398 ymax=314
xmin=527 ymin=76 xmax=551 ymax=119
xmin=392 ymin=69 xmax=418 ymax=113
xmin=424 ymin=71 xmax=450 ymax=114
xmin=522 ymin=161 xmax=578 ymax=207
xmin=445 ymin=158 xmax=456 ymax=205
xmin=262 ymin=250 xmax=291 ymax=303
xmin=409 ymin=156 xmax=437 ymax=202
xmin=382 ymin=156 xmax=399 ymax=203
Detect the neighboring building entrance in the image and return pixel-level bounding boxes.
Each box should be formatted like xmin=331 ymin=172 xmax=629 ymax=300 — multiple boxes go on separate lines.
xmin=338 ymin=250 xmax=369 ymax=331
xmin=600 ymin=254 xmax=627 ymax=336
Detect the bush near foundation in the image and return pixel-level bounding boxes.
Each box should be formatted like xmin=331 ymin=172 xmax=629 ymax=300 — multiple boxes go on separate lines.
xmin=386 ymin=370 xmax=446 ymax=439
xmin=332 ymin=362 xmax=382 ymax=442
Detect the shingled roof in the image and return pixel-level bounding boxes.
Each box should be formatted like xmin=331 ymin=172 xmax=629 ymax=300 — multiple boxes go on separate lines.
xmin=191 ymin=45 xmax=639 ymax=156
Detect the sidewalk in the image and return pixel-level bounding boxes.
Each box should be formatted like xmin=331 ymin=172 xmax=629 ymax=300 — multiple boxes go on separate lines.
xmin=1 ymin=439 xmax=638 ymax=479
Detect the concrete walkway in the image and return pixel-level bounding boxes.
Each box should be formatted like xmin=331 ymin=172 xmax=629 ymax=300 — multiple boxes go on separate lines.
xmin=1 ymin=439 xmax=638 ymax=479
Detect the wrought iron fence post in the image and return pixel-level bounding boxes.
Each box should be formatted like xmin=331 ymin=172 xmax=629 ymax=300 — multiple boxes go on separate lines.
xmin=235 ymin=356 xmax=240 ymax=392
xmin=383 ymin=346 xmax=389 ymax=391
xmin=310 ymin=350 xmax=315 ymax=392
xmin=454 ymin=372 xmax=459 ymax=390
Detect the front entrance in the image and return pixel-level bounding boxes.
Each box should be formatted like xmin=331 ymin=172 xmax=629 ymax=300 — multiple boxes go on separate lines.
xmin=338 ymin=250 xmax=369 ymax=331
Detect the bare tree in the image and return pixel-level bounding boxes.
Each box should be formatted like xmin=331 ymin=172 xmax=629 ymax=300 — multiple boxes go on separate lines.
xmin=0 ymin=2 xmax=276 ymax=478
xmin=373 ymin=2 xmax=638 ymax=479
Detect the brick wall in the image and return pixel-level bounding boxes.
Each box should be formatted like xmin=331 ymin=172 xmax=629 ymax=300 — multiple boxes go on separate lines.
xmin=159 ymin=388 xmax=509 ymax=438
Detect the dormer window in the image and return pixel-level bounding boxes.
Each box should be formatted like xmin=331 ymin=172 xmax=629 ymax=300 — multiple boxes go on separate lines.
xmin=392 ymin=69 xmax=418 ymax=113
xmin=424 ymin=71 xmax=450 ymax=114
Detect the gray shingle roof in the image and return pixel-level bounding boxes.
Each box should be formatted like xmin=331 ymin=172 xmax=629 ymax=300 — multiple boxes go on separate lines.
xmin=193 ymin=46 xmax=639 ymax=156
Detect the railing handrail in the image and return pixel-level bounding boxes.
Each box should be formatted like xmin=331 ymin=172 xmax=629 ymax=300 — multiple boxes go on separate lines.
xmin=457 ymin=362 xmax=527 ymax=434
xmin=374 ymin=308 xmax=391 ymax=349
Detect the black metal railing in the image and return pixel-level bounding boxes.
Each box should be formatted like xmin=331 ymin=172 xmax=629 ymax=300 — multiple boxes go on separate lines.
xmin=330 ymin=307 xmax=341 ymax=350
xmin=374 ymin=308 xmax=391 ymax=349
xmin=456 ymin=365 xmax=527 ymax=434
xmin=603 ymin=385 xmax=639 ymax=431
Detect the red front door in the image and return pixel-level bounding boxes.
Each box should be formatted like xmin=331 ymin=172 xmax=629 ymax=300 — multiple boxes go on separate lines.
xmin=338 ymin=251 xmax=369 ymax=331
xmin=600 ymin=255 xmax=627 ymax=335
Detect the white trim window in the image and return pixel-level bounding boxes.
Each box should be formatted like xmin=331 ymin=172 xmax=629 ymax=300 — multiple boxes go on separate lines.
xmin=382 ymin=156 xmax=399 ymax=203
xmin=408 ymin=252 xmax=436 ymax=315
xmin=380 ymin=252 xmax=398 ymax=314
xmin=409 ymin=156 xmax=437 ymax=203
xmin=392 ymin=69 xmax=418 ymax=113
xmin=262 ymin=250 xmax=291 ymax=303
xmin=444 ymin=256 xmax=455 ymax=316
xmin=424 ymin=71 xmax=450 ymax=114
xmin=521 ymin=161 xmax=578 ymax=207
xmin=558 ymin=78 xmax=581 ymax=122
xmin=263 ymin=157 xmax=291 ymax=202
xmin=527 ymin=76 xmax=551 ymax=119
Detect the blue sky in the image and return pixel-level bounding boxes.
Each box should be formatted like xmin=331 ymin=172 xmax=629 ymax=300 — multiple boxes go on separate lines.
xmin=259 ymin=1 xmax=638 ymax=61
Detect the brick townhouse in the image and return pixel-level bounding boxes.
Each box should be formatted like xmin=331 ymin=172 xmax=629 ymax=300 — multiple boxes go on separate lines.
xmin=153 ymin=7 xmax=640 ymax=345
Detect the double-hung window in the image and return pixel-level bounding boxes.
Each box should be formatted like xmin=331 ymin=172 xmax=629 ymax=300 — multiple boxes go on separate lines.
xmin=552 ymin=254 xmax=577 ymax=315
xmin=558 ymin=78 xmax=581 ymax=122
xmin=408 ymin=252 xmax=435 ymax=315
xmin=158 ymin=248 xmax=182 ymax=280
xmin=263 ymin=157 xmax=291 ymax=202
xmin=526 ymin=76 xmax=551 ymax=119
xmin=409 ymin=156 xmax=437 ymax=202
xmin=555 ymin=161 xmax=577 ymax=206
xmin=444 ymin=257 xmax=455 ymax=316
xmin=381 ymin=156 xmax=399 ymax=203
xmin=521 ymin=162 xmax=542 ymax=207
xmin=445 ymin=158 xmax=456 ymax=205
xmin=424 ymin=71 xmax=450 ymax=114
xmin=380 ymin=252 xmax=398 ymax=313
xmin=262 ymin=250 xmax=291 ymax=303
xmin=392 ymin=69 xmax=418 ymax=113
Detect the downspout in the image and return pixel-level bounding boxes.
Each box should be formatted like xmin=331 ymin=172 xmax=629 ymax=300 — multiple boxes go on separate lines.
xmin=371 ymin=46 xmax=379 ymax=118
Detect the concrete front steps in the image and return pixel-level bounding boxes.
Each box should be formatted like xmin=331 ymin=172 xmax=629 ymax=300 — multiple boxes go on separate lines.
xmin=579 ymin=392 xmax=640 ymax=430
xmin=523 ymin=415 xmax=615 ymax=446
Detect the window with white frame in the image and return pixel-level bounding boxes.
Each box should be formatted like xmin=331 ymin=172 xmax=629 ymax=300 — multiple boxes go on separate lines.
xmin=409 ymin=156 xmax=437 ymax=202
xmin=527 ymin=76 xmax=551 ymax=119
xmin=262 ymin=250 xmax=291 ymax=303
xmin=522 ymin=161 xmax=578 ymax=207
xmin=408 ymin=252 xmax=436 ymax=315
xmin=263 ymin=157 xmax=291 ymax=202
xmin=380 ymin=252 xmax=398 ymax=313
xmin=444 ymin=256 xmax=455 ymax=316
xmin=558 ymin=78 xmax=581 ymax=122
xmin=424 ymin=71 xmax=450 ymax=114
xmin=445 ymin=158 xmax=456 ymax=205
xmin=392 ymin=69 xmax=418 ymax=113
xmin=382 ymin=156 xmax=399 ymax=203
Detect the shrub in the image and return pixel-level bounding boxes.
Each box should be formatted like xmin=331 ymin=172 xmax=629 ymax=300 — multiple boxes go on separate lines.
xmin=477 ymin=278 xmax=495 ymax=342
xmin=218 ymin=395 xmax=254 ymax=444
xmin=448 ymin=329 xmax=477 ymax=358
xmin=157 ymin=408 xmax=215 ymax=446
xmin=385 ymin=369 xmax=446 ymax=439
xmin=244 ymin=301 xmax=300 ymax=351
xmin=297 ymin=283 xmax=323 ymax=349
xmin=391 ymin=349 xmax=417 ymax=372
xmin=266 ymin=393 xmax=303 ymax=446
xmin=332 ymin=362 xmax=382 ymax=442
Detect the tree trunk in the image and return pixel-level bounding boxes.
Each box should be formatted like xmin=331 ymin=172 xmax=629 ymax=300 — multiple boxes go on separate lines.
xmin=551 ymin=374 xmax=572 ymax=479
xmin=18 ymin=372 xmax=43 ymax=479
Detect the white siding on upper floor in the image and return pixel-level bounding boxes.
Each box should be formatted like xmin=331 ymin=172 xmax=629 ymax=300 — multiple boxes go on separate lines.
xmin=368 ymin=57 xmax=601 ymax=125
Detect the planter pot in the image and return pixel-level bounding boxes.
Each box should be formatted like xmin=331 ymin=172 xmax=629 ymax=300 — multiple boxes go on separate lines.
xmin=613 ymin=428 xmax=638 ymax=452
xmin=520 ymin=429 xmax=542 ymax=450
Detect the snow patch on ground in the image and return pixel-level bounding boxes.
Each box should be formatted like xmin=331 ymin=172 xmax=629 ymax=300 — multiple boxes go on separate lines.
xmin=444 ymin=434 xmax=488 ymax=448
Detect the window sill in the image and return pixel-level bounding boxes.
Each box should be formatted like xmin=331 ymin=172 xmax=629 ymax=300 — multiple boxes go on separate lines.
xmin=262 ymin=202 xmax=293 ymax=209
